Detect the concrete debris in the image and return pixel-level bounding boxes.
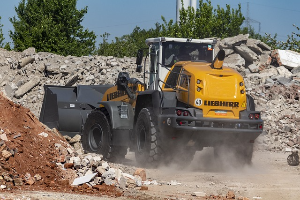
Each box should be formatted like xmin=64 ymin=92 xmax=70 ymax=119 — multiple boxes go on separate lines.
xmin=272 ymin=49 xmax=300 ymax=69
xmin=192 ymin=191 xmax=206 ymax=197
xmin=1 ymin=35 xmax=300 ymax=191
xmin=71 ymin=172 xmax=97 ymax=186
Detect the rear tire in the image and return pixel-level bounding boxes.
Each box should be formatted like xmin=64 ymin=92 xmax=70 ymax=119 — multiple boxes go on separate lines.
xmin=135 ymin=108 xmax=162 ymax=167
xmin=82 ymin=110 xmax=112 ymax=159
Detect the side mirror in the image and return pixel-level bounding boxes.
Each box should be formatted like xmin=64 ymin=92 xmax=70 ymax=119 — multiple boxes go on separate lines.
xmin=136 ymin=65 xmax=142 ymax=73
xmin=136 ymin=49 xmax=143 ymax=66
xmin=136 ymin=49 xmax=143 ymax=73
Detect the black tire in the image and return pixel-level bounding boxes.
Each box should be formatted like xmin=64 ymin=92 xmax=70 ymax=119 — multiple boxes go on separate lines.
xmin=135 ymin=108 xmax=162 ymax=167
xmin=82 ymin=110 xmax=112 ymax=159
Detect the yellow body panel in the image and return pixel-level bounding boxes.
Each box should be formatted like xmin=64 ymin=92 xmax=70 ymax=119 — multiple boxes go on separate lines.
xmin=101 ymin=83 xmax=145 ymax=107
xmin=162 ymin=61 xmax=246 ymax=119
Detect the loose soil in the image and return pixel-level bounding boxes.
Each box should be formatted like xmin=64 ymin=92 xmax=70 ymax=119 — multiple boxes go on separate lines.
xmin=0 ymin=92 xmax=123 ymax=198
xmin=0 ymin=92 xmax=299 ymax=200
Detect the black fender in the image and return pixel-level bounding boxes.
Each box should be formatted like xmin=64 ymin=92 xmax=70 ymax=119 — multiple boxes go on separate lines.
xmin=246 ymin=94 xmax=255 ymax=111
xmin=134 ymin=90 xmax=161 ymax=123
xmin=98 ymin=101 xmax=134 ymax=130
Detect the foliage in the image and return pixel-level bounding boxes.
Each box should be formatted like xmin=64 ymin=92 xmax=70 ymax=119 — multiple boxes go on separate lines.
xmin=0 ymin=16 xmax=4 ymax=48
xmin=97 ymin=0 xmax=245 ymax=57
xmin=161 ymin=0 xmax=245 ymax=39
xmin=97 ymin=23 xmax=162 ymax=57
xmin=281 ymin=24 xmax=300 ymax=52
xmin=9 ymin=0 xmax=96 ymax=56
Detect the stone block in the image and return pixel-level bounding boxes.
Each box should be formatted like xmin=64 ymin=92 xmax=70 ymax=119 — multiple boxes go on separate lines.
xmin=18 ymin=57 xmax=35 ymax=68
xmin=220 ymin=34 xmax=249 ymax=49
xmin=69 ymin=134 xmax=81 ymax=144
xmin=1 ymin=150 xmax=12 ymax=160
xmin=234 ymin=44 xmax=258 ymax=63
xmin=14 ymin=77 xmax=40 ymax=98
xmin=133 ymin=168 xmax=146 ymax=181
xmin=272 ymin=49 xmax=300 ymax=69
xmin=13 ymin=178 xmax=23 ymax=186
xmin=226 ymin=190 xmax=235 ymax=199
xmin=192 ymin=192 xmax=206 ymax=197
xmin=248 ymin=63 xmax=259 ymax=73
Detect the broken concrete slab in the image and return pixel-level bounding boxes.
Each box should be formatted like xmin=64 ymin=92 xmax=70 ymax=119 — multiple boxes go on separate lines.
xmin=248 ymin=63 xmax=260 ymax=73
xmin=219 ymin=34 xmax=249 ymax=49
xmin=234 ymin=44 xmax=258 ymax=63
xmin=257 ymin=41 xmax=271 ymax=51
xmin=71 ymin=172 xmax=97 ymax=186
xmin=247 ymin=38 xmax=263 ymax=55
xmin=18 ymin=57 xmax=35 ymax=68
xmin=14 ymin=77 xmax=40 ymax=99
xmin=224 ymin=53 xmax=245 ymax=70
xmin=272 ymin=49 xmax=300 ymax=69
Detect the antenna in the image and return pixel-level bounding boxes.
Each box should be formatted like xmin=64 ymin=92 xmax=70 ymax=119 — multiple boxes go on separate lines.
xmin=245 ymin=2 xmax=261 ymax=32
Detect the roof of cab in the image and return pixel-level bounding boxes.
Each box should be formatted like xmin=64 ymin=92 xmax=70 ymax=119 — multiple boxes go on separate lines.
xmin=145 ymin=37 xmax=216 ymax=46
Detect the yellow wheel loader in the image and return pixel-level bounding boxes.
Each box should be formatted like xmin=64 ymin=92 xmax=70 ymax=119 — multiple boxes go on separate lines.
xmin=40 ymin=37 xmax=263 ymax=166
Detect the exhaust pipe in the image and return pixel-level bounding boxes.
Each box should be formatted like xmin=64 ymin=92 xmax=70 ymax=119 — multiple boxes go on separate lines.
xmin=211 ymin=50 xmax=225 ymax=69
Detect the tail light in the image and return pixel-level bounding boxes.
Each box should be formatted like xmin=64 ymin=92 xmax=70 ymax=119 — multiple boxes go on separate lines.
xmin=176 ymin=110 xmax=182 ymax=116
xmin=249 ymin=114 xmax=254 ymax=119
xmin=249 ymin=113 xmax=260 ymax=120
xmin=176 ymin=109 xmax=191 ymax=116
xmin=255 ymin=113 xmax=260 ymax=119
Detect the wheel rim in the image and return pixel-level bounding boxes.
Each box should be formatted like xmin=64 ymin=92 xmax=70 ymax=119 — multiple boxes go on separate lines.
xmin=88 ymin=124 xmax=103 ymax=152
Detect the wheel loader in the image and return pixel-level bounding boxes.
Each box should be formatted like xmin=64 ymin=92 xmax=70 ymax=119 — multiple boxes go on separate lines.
xmin=39 ymin=37 xmax=263 ymax=166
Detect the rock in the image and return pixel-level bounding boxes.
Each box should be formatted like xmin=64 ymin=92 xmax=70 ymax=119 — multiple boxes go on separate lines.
xmin=133 ymin=168 xmax=146 ymax=181
xmin=1 ymin=150 xmax=12 ymax=160
xmin=13 ymin=178 xmax=23 ymax=186
xmin=220 ymin=34 xmax=249 ymax=49
xmin=18 ymin=57 xmax=35 ymax=68
xmin=69 ymin=134 xmax=81 ymax=144
xmin=234 ymin=44 xmax=258 ymax=63
xmin=192 ymin=191 xmax=206 ymax=197
xmin=272 ymin=49 xmax=300 ymax=69
xmin=248 ymin=63 xmax=260 ymax=73
xmin=14 ymin=77 xmax=40 ymax=99
xmin=71 ymin=172 xmax=97 ymax=186
xmin=226 ymin=190 xmax=235 ymax=199
xmin=224 ymin=53 xmax=245 ymax=70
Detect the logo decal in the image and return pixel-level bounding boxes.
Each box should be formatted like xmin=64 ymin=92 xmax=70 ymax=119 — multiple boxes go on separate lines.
xmin=195 ymin=98 xmax=202 ymax=106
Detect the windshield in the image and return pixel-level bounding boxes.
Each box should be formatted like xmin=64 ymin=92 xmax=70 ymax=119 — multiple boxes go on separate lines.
xmin=162 ymin=41 xmax=214 ymax=67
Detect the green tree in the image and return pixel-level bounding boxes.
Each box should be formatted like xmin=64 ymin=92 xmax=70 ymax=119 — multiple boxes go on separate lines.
xmin=0 ymin=16 xmax=4 ymax=48
xmin=97 ymin=23 xmax=161 ymax=57
xmin=282 ymin=24 xmax=300 ymax=52
xmin=161 ymin=0 xmax=244 ymax=39
xmin=97 ymin=0 xmax=245 ymax=57
xmin=9 ymin=0 xmax=96 ymax=56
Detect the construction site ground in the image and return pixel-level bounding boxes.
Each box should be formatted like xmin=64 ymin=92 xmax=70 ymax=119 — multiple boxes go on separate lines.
xmin=0 ymin=92 xmax=299 ymax=200
xmin=0 ymin=148 xmax=299 ymax=200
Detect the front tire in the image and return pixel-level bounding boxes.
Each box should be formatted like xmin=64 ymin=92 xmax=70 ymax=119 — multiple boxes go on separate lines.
xmin=82 ymin=110 xmax=111 ymax=159
xmin=135 ymin=108 xmax=162 ymax=167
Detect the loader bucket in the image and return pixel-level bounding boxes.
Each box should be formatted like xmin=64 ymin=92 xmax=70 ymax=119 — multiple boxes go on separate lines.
xmin=39 ymin=84 xmax=113 ymax=136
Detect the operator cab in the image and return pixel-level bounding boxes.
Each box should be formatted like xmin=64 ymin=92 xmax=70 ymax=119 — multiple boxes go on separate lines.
xmin=136 ymin=37 xmax=216 ymax=90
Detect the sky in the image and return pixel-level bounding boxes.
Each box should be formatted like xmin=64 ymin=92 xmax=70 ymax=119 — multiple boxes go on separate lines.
xmin=0 ymin=0 xmax=300 ymax=46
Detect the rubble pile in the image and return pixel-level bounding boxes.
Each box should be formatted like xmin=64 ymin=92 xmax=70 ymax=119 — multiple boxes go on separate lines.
xmin=1 ymin=34 xmax=300 ymax=152
xmin=0 ymin=91 xmax=125 ymax=196
xmin=0 ymin=91 xmax=70 ymax=189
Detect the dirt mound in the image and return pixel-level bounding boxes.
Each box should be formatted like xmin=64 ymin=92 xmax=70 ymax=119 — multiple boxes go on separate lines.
xmin=0 ymin=92 xmax=122 ymax=197
xmin=0 ymin=91 xmax=69 ymax=187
